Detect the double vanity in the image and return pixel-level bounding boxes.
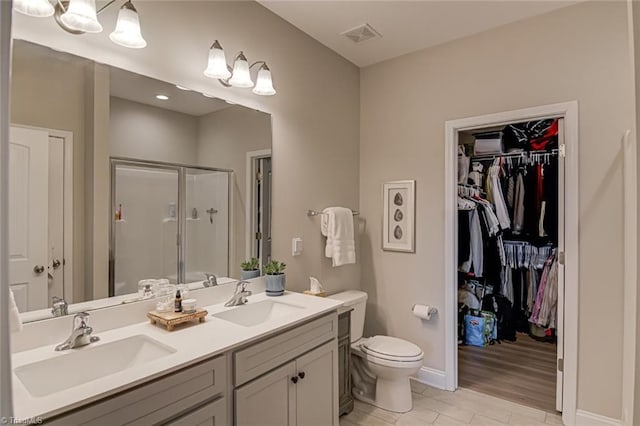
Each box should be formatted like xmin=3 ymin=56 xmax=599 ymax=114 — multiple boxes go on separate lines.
xmin=11 ymin=289 xmax=345 ymax=425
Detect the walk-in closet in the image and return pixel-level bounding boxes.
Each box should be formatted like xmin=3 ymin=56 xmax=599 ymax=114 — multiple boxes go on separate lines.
xmin=456 ymin=118 xmax=563 ymax=413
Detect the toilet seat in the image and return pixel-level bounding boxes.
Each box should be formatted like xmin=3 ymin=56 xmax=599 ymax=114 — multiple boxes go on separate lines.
xmin=361 ymin=336 xmax=424 ymax=363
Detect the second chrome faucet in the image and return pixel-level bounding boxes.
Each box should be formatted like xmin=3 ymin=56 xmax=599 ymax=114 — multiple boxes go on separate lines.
xmin=224 ymin=281 xmax=252 ymax=307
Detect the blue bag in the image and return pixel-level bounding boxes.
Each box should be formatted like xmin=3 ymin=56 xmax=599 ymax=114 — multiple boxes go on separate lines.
xmin=464 ymin=314 xmax=486 ymax=347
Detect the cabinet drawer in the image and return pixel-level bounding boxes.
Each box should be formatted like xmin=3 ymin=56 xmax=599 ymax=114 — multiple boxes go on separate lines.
xmin=164 ymin=397 xmax=227 ymax=426
xmin=234 ymin=313 xmax=338 ymax=386
xmin=47 ymin=355 xmax=227 ymax=425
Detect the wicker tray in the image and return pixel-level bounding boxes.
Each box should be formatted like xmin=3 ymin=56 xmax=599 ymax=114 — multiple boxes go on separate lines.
xmin=147 ymin=308 xmax=208 ymax=331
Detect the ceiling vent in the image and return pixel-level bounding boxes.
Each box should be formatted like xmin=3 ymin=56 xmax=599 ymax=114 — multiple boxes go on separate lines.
xmin=341 ymin=23 xmax=381 ymax=44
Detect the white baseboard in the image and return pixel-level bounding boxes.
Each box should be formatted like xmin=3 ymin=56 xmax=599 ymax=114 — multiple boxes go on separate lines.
xmin=414 ymin=367 xmax=447 ymax=390
xmin=575 ymin=409 xmax=621 ymax=426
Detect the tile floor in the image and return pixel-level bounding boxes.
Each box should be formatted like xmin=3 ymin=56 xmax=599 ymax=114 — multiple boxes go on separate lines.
xmin=339 ymin=380 xmax=563 ymax=426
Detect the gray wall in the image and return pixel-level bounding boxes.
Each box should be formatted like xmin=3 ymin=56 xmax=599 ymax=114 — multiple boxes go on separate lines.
xmin=360 ymin=1 xmax=632 ymax=419
xmin=109 ymin=96 xmax=199 ymax=165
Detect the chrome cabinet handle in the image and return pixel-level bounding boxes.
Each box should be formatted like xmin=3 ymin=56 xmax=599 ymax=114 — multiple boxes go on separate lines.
xmin=33 ymin=265 xmax=45 ymax=274
xmin=52 ymin=259 xmax=61 ymax=269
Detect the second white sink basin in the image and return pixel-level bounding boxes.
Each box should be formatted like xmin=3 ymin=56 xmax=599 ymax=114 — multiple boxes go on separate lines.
xmin=15 ymin=335 xmax=176 ymax=397
xmin=212 ymin=299 xmax=305 ymax=327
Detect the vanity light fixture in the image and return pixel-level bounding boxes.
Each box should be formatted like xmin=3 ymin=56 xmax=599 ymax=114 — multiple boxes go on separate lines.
xmin=109 ymin=0 xmax=147 ymax=49
xmin=14 ymin=0 xmax=147 ymax=49
xmin=14 ymin=0 xmax=54 ymax=17
xmin=155 ymin=94 xmax=169 ymax=100
xmin=203 ymin=40 xmax=276 ymax=96
xmin=228 ymin=52 xmax=253 ymax=88
xmin=59 ymin=0 xmax=102 ymax=33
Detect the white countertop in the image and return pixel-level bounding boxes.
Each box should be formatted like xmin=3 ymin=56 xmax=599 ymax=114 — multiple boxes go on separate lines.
xmin=11 ymin=291 xmax=343 ymax=420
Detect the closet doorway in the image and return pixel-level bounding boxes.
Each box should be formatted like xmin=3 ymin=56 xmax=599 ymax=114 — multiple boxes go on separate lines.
xmin=443 ymin=102 xmax=579 ymax=425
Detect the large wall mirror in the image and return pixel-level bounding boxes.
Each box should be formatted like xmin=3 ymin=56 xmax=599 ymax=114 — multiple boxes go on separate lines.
xmin=9 ymin=40 xmax=273 ymax=322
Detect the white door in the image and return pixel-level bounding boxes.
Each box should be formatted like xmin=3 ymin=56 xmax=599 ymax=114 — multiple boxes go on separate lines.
xmin=9 ymin=127 xmax=49 ymax=312
xmin=556 ymin=119 xmax=566 ymax=412
xmin=296 ymin=341 xmax=339 ymax=426
xmin=235 ymin=360 xmax=297 ymax=426
xmin=48 ymin=136 xmax=65 ymax=301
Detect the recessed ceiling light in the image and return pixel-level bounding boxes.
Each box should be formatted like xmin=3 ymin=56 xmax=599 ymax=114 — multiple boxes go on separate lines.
xmin=155 ymin=94 xmax=169 ymax=100
xmin=175 ymin=85 xmax=190 ymax=91
xmin=202 ymin=93 xmax=216 ymax=98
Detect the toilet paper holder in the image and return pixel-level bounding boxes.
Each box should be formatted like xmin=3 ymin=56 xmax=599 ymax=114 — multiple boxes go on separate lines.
xmin=411 ymin=304 xmax=438 ymax=320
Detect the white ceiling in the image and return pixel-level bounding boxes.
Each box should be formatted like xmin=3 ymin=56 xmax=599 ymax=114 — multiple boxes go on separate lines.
xmin=259 ymin=1 xmax=581 ymax=67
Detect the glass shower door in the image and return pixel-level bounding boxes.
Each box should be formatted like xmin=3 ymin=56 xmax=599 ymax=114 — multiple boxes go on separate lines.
xmin=184 ymin=168 xmax=230 ymax=284
xmin=111 ymin=162 xmax=180 ymax=296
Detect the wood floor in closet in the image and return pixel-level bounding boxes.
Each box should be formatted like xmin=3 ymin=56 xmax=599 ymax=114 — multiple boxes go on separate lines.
xmin=458 ymin=332 xmax=557 ymax=413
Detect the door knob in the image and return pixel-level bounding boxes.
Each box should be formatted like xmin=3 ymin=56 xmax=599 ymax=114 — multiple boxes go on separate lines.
xmin=291 ymin=376 xmax=299 ymax=384
xmin=52 ymin=259 xmax=61 ymax=269
xmin=298 ymin=372 xmax=305 ymax=380
xmin=33 ymin=265 xmax=45 ymax=274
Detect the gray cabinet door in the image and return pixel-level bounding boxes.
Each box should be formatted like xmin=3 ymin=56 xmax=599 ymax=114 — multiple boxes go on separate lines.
xmin=295 ymin=341 xmax=339 ymax=426
xmin=235 ymin=360 xmax=296 ymax=426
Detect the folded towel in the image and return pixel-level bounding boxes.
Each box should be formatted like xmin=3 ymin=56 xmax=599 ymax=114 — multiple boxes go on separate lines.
xmin=9 ymin=288 xmax=23 ymax=333
xmin=320 ymin=207 xmax=356 ymax=267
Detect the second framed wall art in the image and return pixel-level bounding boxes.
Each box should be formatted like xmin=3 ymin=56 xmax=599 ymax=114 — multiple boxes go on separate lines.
xmin=382 ymin=180 xmax=415 ymax=252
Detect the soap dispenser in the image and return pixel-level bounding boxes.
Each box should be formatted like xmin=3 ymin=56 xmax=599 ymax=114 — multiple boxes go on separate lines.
xmin=174 ymin=289 xmax=183 ymax=313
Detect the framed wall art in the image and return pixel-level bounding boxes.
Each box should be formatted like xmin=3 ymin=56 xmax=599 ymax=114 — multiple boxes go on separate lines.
xmin=382 ymin=180 xmax=415 ymax=252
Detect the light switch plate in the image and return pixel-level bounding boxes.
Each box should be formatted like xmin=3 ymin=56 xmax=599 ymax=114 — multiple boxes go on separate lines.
xmin=292 ymin=237 xmax=303 ymax=256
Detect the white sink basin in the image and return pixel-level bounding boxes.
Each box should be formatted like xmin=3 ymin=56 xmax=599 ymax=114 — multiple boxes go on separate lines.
xmin=212 ymin=299 xmax=305 ymax=327
xmin=15 ymin=335 xmax=176 ymax=397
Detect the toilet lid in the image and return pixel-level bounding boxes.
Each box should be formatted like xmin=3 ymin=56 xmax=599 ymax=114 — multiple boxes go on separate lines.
xmin=361 ymin=336 xmax=423 ymax=361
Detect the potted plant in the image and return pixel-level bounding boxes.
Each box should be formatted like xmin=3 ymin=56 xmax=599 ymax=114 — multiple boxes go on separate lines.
xmin=240 ymin=257 xmax=261 ymax=280
xmin=263 ymin=260 xmax=286 ymax=296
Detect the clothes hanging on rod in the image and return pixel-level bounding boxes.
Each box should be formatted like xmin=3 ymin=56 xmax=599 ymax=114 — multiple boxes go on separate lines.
xmin=457 ymin=190 xmax=503 ymax=280
xmin=486 ymin=159 xmax=511 ymax=230
xmin=458 ymin=143 xmax=559 ymax=341
xmin=530 ymin=252 xmax=559 ymax=329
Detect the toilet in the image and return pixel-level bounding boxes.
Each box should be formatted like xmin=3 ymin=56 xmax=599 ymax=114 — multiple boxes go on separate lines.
xmin=329 ymin=290 xmax=424 ymax=413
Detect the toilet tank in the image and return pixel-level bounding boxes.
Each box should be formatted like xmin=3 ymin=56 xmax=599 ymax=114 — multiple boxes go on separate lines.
xmin=328 ymin=290 xmax=368 ymax=343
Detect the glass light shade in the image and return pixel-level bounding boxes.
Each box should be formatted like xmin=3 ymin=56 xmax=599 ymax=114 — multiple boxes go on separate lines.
xmin=109 ymin=2 xmax=147 ymax=49
xmin=228 ymin=53 xmax=254 ymax=88
xmin=60 ymin=0 xmax=102 ymax=33
xmin=252 ymin=64 xmax=276 ymax=96
xmin=14 ymin=0 xmax=54 ymax=17
xmin=204 ymin=41 xmax=231 ymax=79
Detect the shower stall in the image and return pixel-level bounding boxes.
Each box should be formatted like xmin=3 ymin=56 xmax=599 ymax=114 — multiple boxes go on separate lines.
xmin=109 ymin=158 xmax=232 ymax=297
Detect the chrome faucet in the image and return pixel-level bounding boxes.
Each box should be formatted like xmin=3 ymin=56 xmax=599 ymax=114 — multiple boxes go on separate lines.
xmin=51 ymin=296 xmax=68 ymax=317
xmin=55 ymin=312 xmax=100 ymax=351
xmin=204 ymin=273 xmax=218 ymax=288
xmin=224 ymin=281 xmax=252 ymax=307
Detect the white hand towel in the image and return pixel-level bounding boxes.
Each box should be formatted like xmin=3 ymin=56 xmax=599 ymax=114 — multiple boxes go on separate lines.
xmin=9 ymin=288 xmax=23 ymax=333
xmin=320 ymin=207 xmax=356 ymax=267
